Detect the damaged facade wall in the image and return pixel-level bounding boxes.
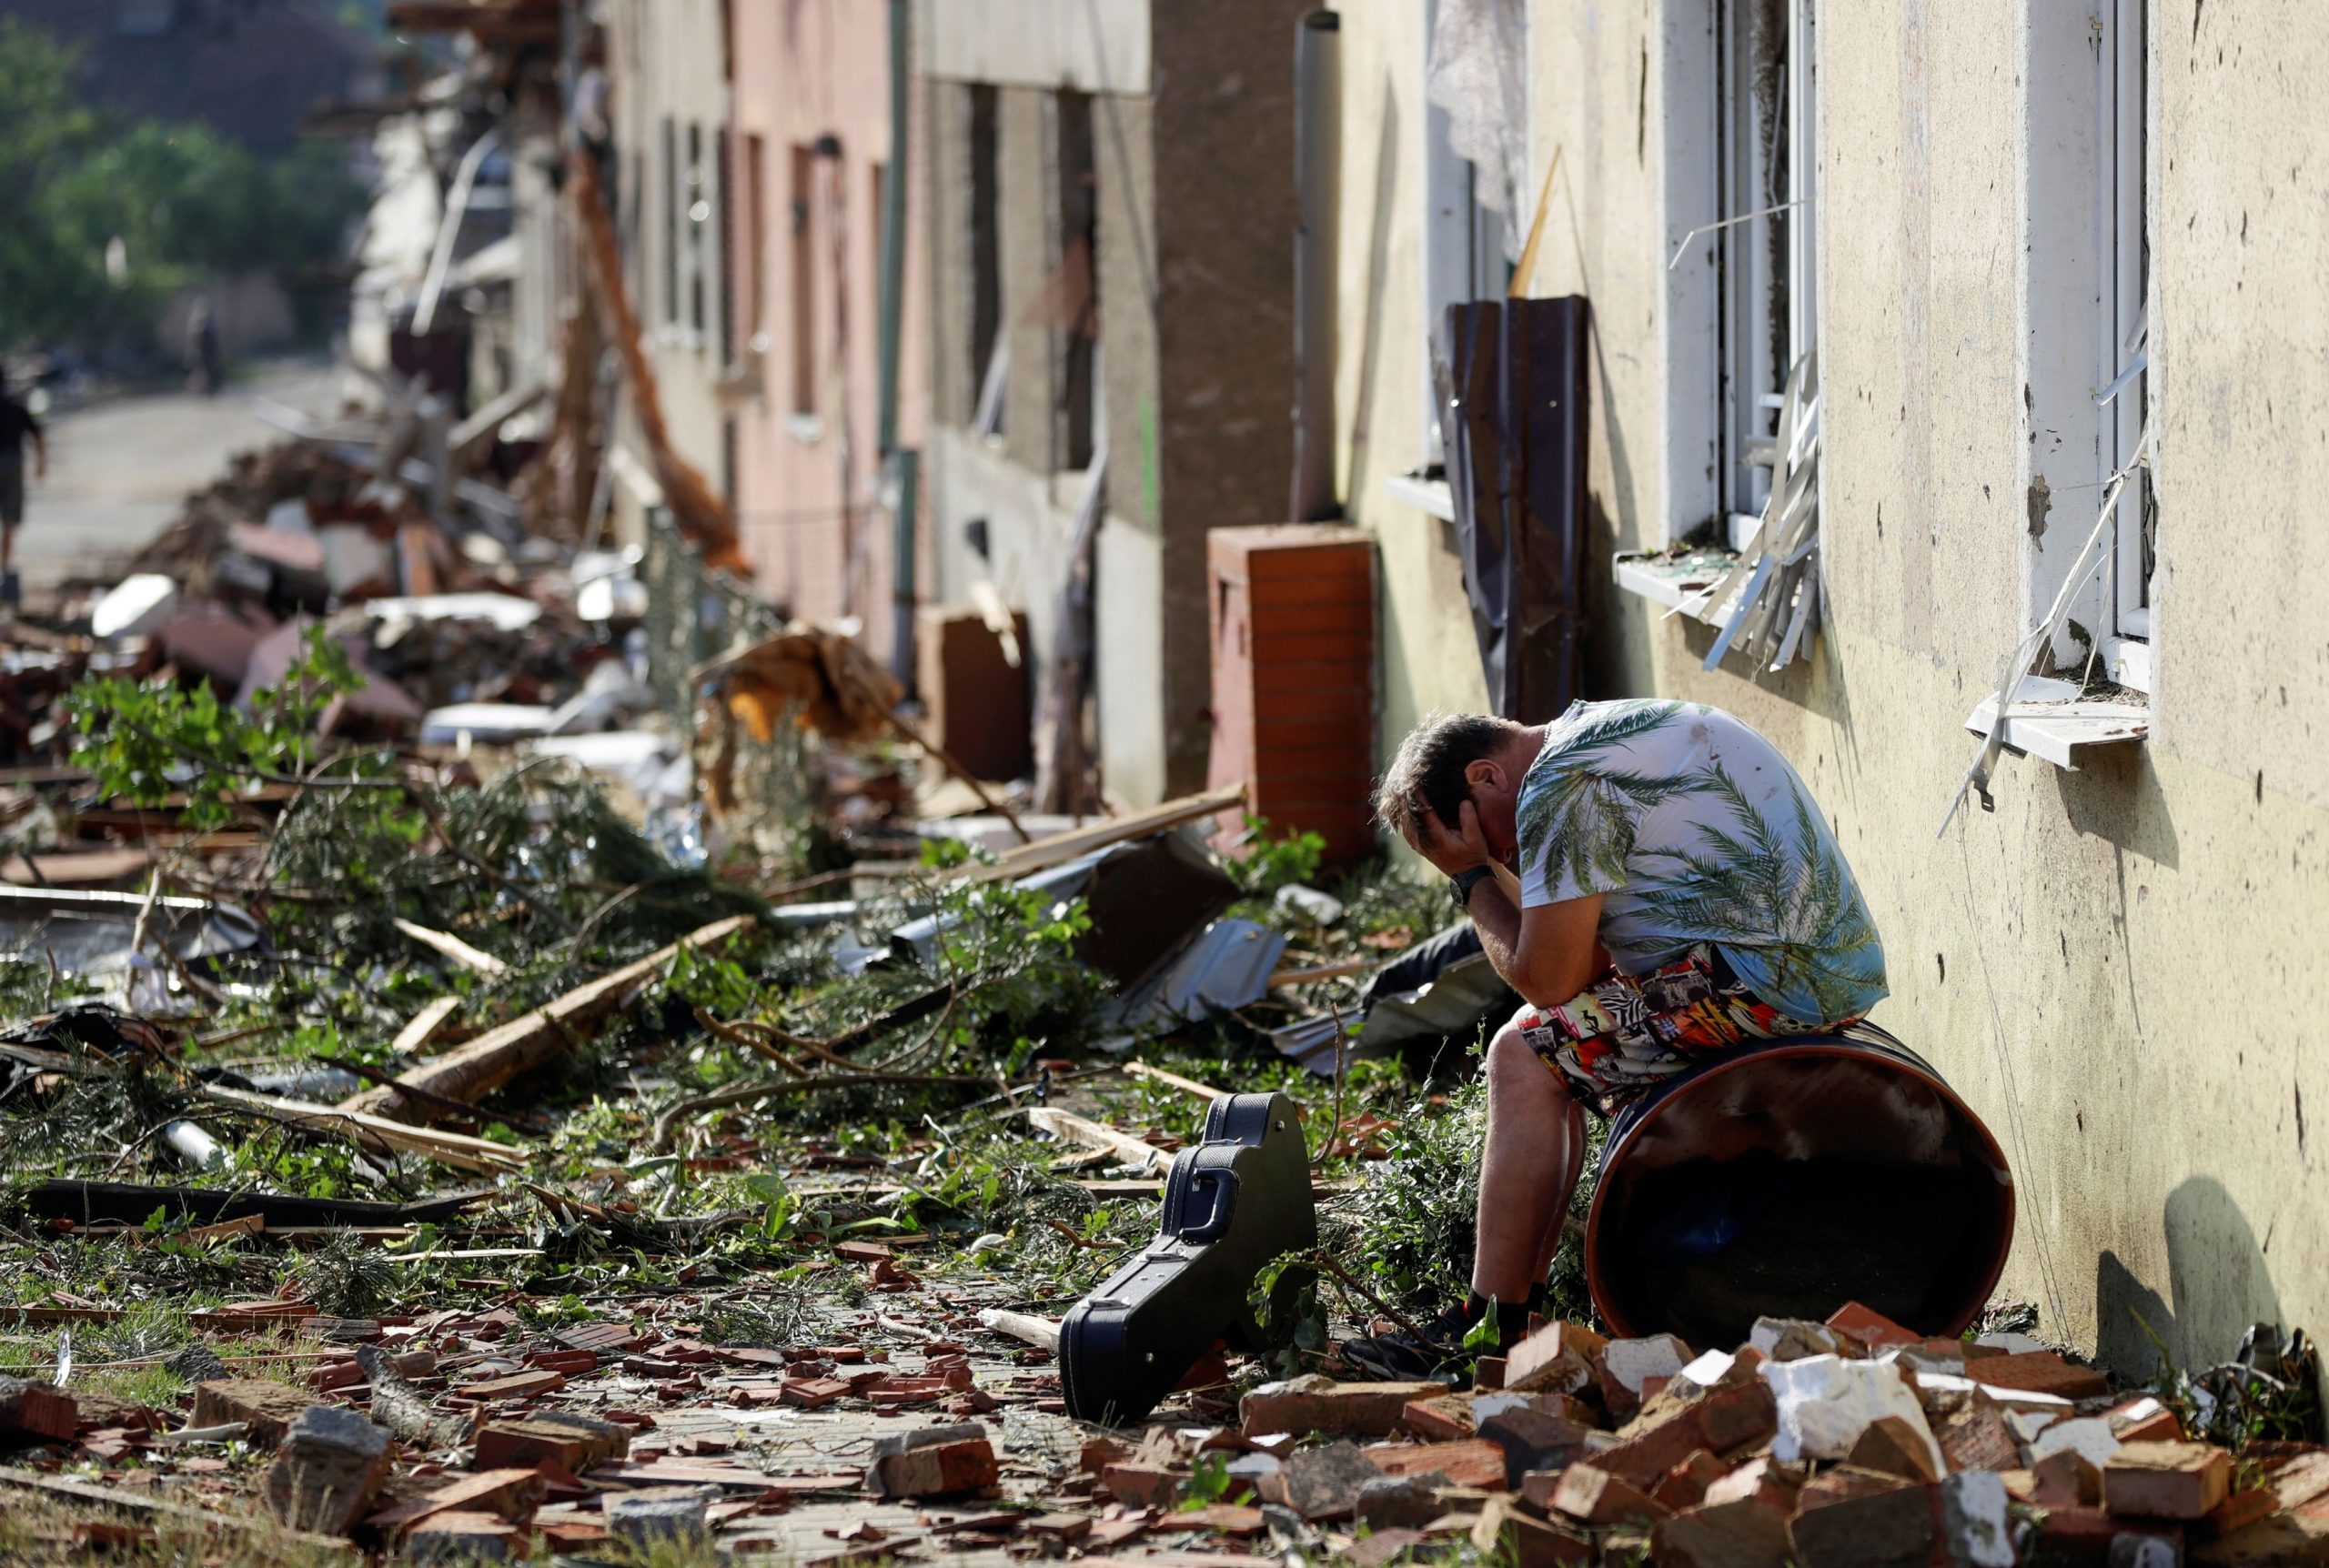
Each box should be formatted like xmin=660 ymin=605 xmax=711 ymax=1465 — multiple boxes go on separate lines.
xmin=602 ymin=0 xmax=731 ymax=548
xmin=921 ymin=0 xmax=1306 ymax=808
xmin=1342 ymin=0 xmax=2329 ymax=1371
xmin=726 ymin=1 xmax=926 ymax=657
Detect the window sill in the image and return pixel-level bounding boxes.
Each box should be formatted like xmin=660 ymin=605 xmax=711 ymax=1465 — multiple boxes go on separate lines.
xmin=1612 ymin=547 xmax=1746 ymax=627
xmin=1963 ymin=674 xmax=2149 ymax=769
xmin=1381 ymin=472 xmax=1457 ymax=523
xmin=784 ymin=412 xmax=824 ymax=447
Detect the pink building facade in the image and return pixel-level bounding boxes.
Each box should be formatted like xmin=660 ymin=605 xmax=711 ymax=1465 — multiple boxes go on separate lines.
xmin=726 ymin=0 xmax=928 ymax=657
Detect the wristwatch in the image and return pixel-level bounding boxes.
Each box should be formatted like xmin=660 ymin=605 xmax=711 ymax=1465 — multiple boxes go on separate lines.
xmin=1449 ymin=864 xmax=1497 ymax=909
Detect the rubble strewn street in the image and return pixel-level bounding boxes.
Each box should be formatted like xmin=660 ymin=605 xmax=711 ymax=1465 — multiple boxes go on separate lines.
xmin=0 ymin=420 xmax=2324 ymax=1563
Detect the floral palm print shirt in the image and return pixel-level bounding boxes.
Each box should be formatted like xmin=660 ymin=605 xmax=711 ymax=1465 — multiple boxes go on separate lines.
xmin=1514 ymin=699 xmax=1888 ymax=1027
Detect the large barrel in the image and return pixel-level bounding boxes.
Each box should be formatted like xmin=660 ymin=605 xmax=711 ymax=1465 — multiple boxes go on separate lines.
xmin=1583 ymin=1022 xmax=2014 ymax=1350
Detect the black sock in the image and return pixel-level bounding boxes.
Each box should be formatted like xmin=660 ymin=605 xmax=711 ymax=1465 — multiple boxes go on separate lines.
xmin=1463 ymin=1291 xmax=1534 ymax=1345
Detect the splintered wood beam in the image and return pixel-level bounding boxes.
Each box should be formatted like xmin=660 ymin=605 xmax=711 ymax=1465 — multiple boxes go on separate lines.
xmin=339 ymin=916 xmax=755 ymax=1124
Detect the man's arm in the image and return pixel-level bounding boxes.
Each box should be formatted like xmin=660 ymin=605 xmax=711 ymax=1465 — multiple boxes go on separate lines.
xmin=1462 ymin=877 xmax=1604 ymax=1008
xmin=30 ymin=427 xmax=45 ymax=479
xmin=1408 ymin=800 xmax=1605 ymax=1008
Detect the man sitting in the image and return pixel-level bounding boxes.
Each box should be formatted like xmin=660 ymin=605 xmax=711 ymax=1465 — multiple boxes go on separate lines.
xmin=1343 ymin=699 xmax=1888 ymax=1378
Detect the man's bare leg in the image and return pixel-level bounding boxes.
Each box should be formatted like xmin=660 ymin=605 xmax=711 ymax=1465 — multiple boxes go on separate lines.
xmin=1470 ymin=1024 xmax=1585 ymax=1305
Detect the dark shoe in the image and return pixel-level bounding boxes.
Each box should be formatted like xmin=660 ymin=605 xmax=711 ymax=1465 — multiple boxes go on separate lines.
xmin=1337 ymin=1299 xmax=1476 ymax=1383
xmin=0 ymin=570 xmax=17 ymax=608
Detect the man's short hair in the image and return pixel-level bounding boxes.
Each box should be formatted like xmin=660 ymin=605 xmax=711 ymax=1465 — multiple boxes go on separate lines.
xmin=1373 ymin=711 xmax=1525 ymax=838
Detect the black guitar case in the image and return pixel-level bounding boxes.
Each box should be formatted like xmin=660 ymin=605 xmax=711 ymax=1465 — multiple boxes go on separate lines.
xmin=1059 ymin=1091 xmax=1317 ymax=1424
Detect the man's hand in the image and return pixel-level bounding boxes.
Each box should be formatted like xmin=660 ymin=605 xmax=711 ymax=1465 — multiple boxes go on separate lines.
xmin=1403 ymin=799 xmax=1494 ymax=879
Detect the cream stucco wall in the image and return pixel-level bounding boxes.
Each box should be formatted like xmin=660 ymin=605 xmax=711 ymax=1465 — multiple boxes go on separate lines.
xmin=1330 ymin=4 xmax=1490 ymax=739
xmin=1343 ymin=0 xmax=2329 ymax=1371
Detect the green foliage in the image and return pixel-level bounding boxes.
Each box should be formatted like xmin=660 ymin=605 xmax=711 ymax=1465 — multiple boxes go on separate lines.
xmin=0 ymin=19 xmax=365 ymax=355
xmin=1177 ymin=1451 xmax=1251 ymax=1509
xmin=292 ymin=1232 xmax=397 ymax=1318
xmin=66 ymin=626 xmax=387 ymax=830
xmin=1225 ymin=814 xmax=1326 ymax=897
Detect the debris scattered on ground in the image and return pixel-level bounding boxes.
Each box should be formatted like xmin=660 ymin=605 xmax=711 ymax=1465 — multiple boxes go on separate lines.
xmin=1 ymin=337 xmax=2317 ymax=1568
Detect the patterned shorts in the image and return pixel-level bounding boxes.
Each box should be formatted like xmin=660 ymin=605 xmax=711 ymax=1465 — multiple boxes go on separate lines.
xmin=1514 ymin=945 xmax=1833 ymax=1108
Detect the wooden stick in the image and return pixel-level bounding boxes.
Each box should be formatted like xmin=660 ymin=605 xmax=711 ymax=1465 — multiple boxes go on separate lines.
xmin=0 ymin=1464 xmax=354 ymax=1553
xmin=976 ymin=1309 xmax=1063 ymax=1353
xmin=961 ymin=783 xmax=1245 ymax=886
xmin=1023 ymin=1106 xmax=1171 ymax=1174
xmin=202 ymin=1086 xmax=527 ymax=1176
xmin=1117 ymin=1061 xmax=1227 ymax=1103
xmin=1268 ymin=957 xmax=1374 ymax=990
xmin=392 ymin=918 xmax=508 ymax=978
xmin=390 ymin=994 xmax=463 ymax=1057
xmin=340 ymin=915 xmax=754 ymax=1123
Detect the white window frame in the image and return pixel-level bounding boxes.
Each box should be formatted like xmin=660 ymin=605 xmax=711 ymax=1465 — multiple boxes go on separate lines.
xmin=1661 ymin=0 xmax=1817 ymax=553
xmin=2099 ymin=0 xmax=2153 ymax=689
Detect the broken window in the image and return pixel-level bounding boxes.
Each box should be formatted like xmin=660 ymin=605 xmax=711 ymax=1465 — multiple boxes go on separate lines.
xmin=967 ymin=84 xmax=1003 ymax=430
xmin=1421 ymin=0 xmax=1520 ymax=467
xmin=1051 ymin=89 xmax=1099 ymax=474
xmin=789 ymin=143 xmax=817 ymax=417
xmin=1716 ymin=0 xmax=1816 ymax=544
xmin=2102 ymin=0 xmax=2153 ymax=661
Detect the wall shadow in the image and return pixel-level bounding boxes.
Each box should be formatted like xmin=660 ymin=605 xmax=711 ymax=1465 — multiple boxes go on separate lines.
xmin=2093 ymin=1175 xmax=2284 ymax=1379
xmin=2052 ymin=741 xmax=2182 ymax=871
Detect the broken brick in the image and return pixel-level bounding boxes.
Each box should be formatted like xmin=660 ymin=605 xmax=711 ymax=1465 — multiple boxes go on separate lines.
xmin=1504 ymin=1321 xmax=1608 ymax=1396
xmin=1545 ymin=1462 xmax=1671 ymax=1526
xmin=1825 ymin=1302 xmax=1922 ymax=1354
xmin=1936 ymin=1401 xmax=2023 ymax=1473
xmin=472 ymin=1412 xmax=629 ymax=1472
xmin=1367 ymin=1438 xmax=1507 ymax=1492
xmin=1480 ymin=1408 xmax=1600 ymax=1489
xmin=1588 ymin=1380 xmax=1779 ymax=1490
xmin=2033 ymin=1447 xmax=2104 ymax=1509
xmin=1400 ymin=1394 xmax=1475 ymax=1442
xmin=1652 ymin=1496 xmax=1796 ymax=1568
xmin=1469 ymin=1495 xmax=1594 ymax=1566
xmin=460 ymin=1369 xmax=567 ymax=1402
xmin=0 ymin=1377 xmax=77 ymax=1442
xmin=189 ymin=1379 xmax=311 ymax=1449
xmin=2106 ymin=1441 xmax=2233 ymax=1521
xmin=1788 ymin=1473 xmax=2014 ymax=1568
xmin=1239 ymin=1375 xmax=1445 ymax=1439
xmin=1971 ymin=1351 xmax=2112 ymax=1402
xmin=1278 ymin=1440 xmax=1384 ymax=1521
xmin=871 ymin=1434 xmax=996 ymax=1499
xmin=1850 ymin=1412 xmax=1948 ymax=1483
xmin=262 ymin=1403 xmax=392 ymax=1536
xmin=1650 ymin=1450 xmax=1730 ymax=1511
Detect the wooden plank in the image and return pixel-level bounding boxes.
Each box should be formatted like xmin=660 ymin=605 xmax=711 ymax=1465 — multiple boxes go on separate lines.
xmin=391 ymin=995 xmax=463 ymax=1057
xmin=340 ymin=916 xmax=755 ymax=1122
xmin=1023 ymin=1107 xmax=1171 ymax=1174
xmin=1118 ymin=1061 xmax=1228 ymax=1102
xmin=961 ymin=786 xmax=1245 ymax=887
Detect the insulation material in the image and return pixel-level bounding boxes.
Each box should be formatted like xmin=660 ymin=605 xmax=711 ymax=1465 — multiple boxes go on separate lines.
xmin=1426 ymin=0 xmax=1531 ymax=261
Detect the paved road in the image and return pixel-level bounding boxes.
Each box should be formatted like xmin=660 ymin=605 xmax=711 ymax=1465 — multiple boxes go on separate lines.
xmin=14 ymin=359 xmax=346 ymax=599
